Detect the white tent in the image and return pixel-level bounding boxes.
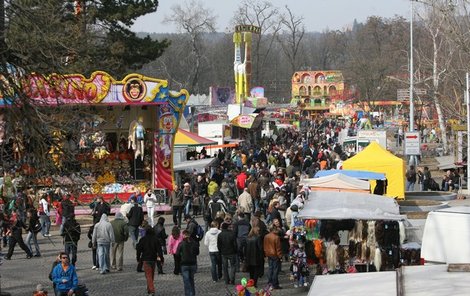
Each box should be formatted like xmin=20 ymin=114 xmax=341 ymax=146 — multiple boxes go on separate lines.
xmin=301 ymin=173 xmax=370 ymax=191
xmin=298 ymin=191 xmax=406 ymax=221
xmin=309 ymin=265 xmax=470 ymax=296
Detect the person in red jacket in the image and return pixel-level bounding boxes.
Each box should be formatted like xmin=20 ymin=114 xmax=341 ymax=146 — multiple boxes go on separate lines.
xmin=236 ymin=169 xmax=248 ymax=195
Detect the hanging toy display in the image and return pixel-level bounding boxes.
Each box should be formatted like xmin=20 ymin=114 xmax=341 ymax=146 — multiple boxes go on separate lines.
xmin=128 ymin=117 xmax=145 ymax=161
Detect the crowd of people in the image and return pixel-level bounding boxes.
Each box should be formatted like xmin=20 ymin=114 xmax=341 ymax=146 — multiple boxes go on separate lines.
xmin=2 ymin=116 xmax=457 ymax=295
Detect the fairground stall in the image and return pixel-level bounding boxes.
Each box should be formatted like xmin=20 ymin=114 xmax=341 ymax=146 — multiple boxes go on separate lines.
xmin=290 ymin=191 xmax=420 ymax=286
xmin=0 ymin=71 xmax=188 ymax=207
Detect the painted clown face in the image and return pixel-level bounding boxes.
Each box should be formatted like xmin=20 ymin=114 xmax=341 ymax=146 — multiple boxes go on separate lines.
xmin=161 ymin=115 xmax=175 ymax=132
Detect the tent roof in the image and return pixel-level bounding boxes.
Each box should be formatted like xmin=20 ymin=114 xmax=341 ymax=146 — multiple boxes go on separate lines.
xmin=173 ymin=158 xmax=216 ymax=172
xmin=314 ymin=170 xmax=386 ymax=180
xmin=343 ymin=141 xmax=403 ymax=167
xmin=309 ymin=265 xmax=470 ymax=296
xmin=301 ymin=173 xmax=370 ymax=190
xmin=298 ymin=191 xmax=405 ymax=220
xmin=174 ymin=128 xmax=218 ymax=147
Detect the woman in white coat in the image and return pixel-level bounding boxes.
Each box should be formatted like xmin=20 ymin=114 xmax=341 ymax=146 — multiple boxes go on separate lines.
xmin=144 ymin=188 xmax=157 ymax=227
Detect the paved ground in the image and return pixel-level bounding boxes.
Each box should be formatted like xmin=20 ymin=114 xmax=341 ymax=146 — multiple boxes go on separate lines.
xmin=0 ymin=215 xmax=309 ymax=296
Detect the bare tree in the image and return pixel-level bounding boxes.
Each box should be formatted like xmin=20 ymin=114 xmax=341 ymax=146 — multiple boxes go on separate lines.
xmin=164 ymin=0 xmax=216 ymax=93
xmin=276 ymin=5 xmax=305 ymax=75
xmin=415 ymin=0 xmax=455 ymax=153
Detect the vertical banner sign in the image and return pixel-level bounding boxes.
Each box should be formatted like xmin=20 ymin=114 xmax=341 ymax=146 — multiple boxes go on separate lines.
xmin=404 ymin=131 xmax=421 ymax=155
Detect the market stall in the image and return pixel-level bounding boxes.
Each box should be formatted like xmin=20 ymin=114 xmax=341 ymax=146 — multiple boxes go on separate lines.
xmin=1 ymin=71 xmax=189 ymax=203
xmin=342 ymin=142 xmax=406 ymax=199
xmin=301 ymin=173 xmax=370 ymax=193
xmin=292 ymin=191 xmax=411 ymax=280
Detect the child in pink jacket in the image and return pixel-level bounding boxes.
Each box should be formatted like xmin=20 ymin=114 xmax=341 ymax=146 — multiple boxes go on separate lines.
xmin=167 ymin=225 xmax=183 ymax=275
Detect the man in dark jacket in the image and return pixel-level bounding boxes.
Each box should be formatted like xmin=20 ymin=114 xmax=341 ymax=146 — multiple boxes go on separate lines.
xmin=61 ymin=194 xmax=75 ymax=224
xmin=217 ymin=222 xmax=237 ymax=285
xmin=127 ymin=200 xmax=144 ymax=249
xmin=136 ymin=226 xmax=163 ymax=296
xmin=233 ymin=212 xmax=251 ymax=269
xmin=153 ymin=217 xmax=168 ymax=274
xmin=92 ymin=196 xmax=111 ymax=225
xmin=177 ymin=229 xmax=199 ymax=296
xmin=5 ymin=212 xmax=33 ymax=260
xmin=61 ymin=214 xmax=81 ymax=266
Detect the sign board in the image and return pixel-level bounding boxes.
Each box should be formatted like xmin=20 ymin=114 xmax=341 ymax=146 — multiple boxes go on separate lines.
xmin=357 ymin=130 xmax=387 ymax=149
xmin=397 ymin=88 xmax=427 ymax=101
xmin=404 ymin=131 xmax=421 ymax=155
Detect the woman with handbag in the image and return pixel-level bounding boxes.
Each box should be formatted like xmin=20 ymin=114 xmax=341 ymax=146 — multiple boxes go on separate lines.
xmin=25 ymin=208 xmax=41 ymax=257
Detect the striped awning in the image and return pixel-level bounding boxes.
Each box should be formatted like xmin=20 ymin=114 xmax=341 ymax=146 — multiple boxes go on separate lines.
xmin=174 ymin=128 xmax=218 ymax=147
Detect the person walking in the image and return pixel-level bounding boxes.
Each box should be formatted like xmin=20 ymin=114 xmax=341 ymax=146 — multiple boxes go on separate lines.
xmin=406 ymin=165 xmax=417 ymax=192
xmin=264 ymin=226 xmax=283 ymax=290
xmin=169 ymin=185 xmax=184 ymax=227
xmin=217 ymin=221 xmax=237 ymax=285
xmin=51 ymin=252 xmax=78 ymax=296
xmin=92 ymin=213 xmax=115 ymax=274
xmin=110 ymin=212 xmax=129 ymax=271
xmin=233 ymin=212 xmax=251 ymax=272
xmin=136 ymin=225 xmax=164 ymax=296
xmin=38 ymin=194 xmax=51 ymax=237
xmin=238 ymin=188 xmax=253 ymax=222
xmin=127 ymin=199 xmax=144 ymax=249
xmin=61 ymin=214 xmax=81 ymax=266
xmin=4 ymin=212 xmax=33 ymax=260
xmin=204 ymin=221 xmax=222 ymax=282
xmin=60 ymin=194 xmax=75 ymax=227
xmin=87 ymin=225 xmax=99 ymax=270
xmin=154 ymin=217 xmax=168 ymax=274
xmin=144 ymin=188 xmax=157 ymax=227
xmin=25 ymin=208 xmax=41 ymax=257
xmin=91 ymin=196 xmax=110 ymax=225
xmin=168 ymin=225 xmax=183 ymax=275
xmin=177 ymin=229 xmax=199 ymax=296
xmin=245 ymin=226 xmax=264 ymax=287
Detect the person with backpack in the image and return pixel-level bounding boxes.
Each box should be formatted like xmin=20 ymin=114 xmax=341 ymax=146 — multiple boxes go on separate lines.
xmin=167 ymin=225 xmax=183 ymax=275
xmin=206 ymin=195 xmax=226 ymax=228
xmin=185 ymin=214 xmax=204 ymax=243
xmin=61 ymin=214 xmax=81 ymax=266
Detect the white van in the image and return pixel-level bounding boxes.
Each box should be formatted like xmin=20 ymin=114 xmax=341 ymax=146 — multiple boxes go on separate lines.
xmin=421 ymin=206 xmax=470 ymax=264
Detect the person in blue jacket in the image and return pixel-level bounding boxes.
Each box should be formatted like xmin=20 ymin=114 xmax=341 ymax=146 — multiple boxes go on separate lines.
xmin=128 ymin=189 xmax=144 ymax=205
xmin=51 ymin=252 xmax=78 ymax=296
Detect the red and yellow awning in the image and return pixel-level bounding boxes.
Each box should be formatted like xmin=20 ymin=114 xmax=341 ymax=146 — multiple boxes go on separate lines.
xmin=174 ymin=128 xmax=218 ymax=147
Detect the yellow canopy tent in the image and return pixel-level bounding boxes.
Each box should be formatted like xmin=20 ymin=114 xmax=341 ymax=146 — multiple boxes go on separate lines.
xmin=343 ymin=141 xmax=405 ymax=199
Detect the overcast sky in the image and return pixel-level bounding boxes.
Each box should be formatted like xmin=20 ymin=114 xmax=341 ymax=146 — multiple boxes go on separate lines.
xmin=132 ymin=0 xmax=411 ymax=34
